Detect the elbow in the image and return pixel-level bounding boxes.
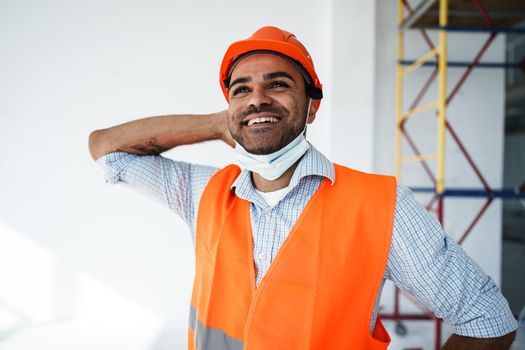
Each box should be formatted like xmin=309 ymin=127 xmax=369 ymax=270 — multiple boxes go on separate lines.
xmin=88 ymin=129 xmax=106 ymax=161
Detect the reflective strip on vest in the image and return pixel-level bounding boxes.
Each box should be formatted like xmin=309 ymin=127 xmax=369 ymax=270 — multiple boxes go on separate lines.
xmin=189 ymin=306 xmax=244 ymax=350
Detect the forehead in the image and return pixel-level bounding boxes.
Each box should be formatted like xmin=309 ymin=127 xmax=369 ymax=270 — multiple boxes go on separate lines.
xmin=229 ymin=53 xmax=303 ymax=81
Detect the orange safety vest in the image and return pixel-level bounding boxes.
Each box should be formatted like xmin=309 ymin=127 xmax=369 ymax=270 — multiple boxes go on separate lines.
xmin=189 ymin=164 xmax=396 ymax=350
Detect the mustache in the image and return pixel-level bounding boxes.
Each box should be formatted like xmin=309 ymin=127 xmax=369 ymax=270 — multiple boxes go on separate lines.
xmin=239 ymin=105 xmax=289 ymax=119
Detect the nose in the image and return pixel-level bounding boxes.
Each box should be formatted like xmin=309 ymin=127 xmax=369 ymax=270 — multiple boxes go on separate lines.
xmin=246 ymin=87 xmax=272 ymax=108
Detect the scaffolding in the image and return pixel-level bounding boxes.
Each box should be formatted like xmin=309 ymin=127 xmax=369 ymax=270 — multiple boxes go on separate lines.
xmin=383 ymin=0 xmax=525 ymax=349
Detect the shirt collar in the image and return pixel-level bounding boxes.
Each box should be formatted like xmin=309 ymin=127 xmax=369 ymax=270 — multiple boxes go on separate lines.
xmin=231 ymin=144 xmax=335 ymax=203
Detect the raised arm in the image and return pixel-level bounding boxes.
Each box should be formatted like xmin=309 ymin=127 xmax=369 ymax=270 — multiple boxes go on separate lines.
xmin=88 ymin=111 xmax=234 ymax=160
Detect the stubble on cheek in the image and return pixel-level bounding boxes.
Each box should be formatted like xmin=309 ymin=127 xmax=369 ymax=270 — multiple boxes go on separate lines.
xmin=227 ymin=110 xmax=243 ymax=146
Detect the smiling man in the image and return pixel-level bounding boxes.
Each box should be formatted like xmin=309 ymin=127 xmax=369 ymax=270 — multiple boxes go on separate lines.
xmin=89 ymin=26 xmax=517 ymax=349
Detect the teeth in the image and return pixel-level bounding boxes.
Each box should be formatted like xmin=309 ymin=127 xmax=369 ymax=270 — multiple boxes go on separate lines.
xmin=247 ymin=117 xmax=278 ymax=126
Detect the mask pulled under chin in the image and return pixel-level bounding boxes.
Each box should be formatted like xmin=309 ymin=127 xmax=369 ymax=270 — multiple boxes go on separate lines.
xmin=234 ymin=132 xmax=310 ymax=181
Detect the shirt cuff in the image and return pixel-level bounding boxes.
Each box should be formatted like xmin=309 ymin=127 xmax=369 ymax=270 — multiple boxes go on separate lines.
xmin=95 ymin=152 xmax=138 ymax=185
xmin=453 ymin=299 xmax=518 ymax=338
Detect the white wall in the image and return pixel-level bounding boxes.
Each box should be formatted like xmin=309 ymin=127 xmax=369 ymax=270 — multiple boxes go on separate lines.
xmin=0 ymin=0 xmax=506 ymax=349
xmin=329 ymin=0 xmax=377 ymax=172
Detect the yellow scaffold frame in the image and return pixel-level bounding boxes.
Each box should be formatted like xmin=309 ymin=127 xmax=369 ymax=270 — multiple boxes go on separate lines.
xmin=395 ymin=0 xmax=448 ymax=194
xmin=392 ymin=1 xmax=448 ymax=349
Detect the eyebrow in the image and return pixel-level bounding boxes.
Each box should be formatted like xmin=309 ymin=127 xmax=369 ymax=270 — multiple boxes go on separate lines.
xmin=264 ymin=71 xmax=295 ymax=82
xmin=229 ymin=71 xmax=296 ymax=89
xmin=229 ymin=77 xmax=251 ymax=89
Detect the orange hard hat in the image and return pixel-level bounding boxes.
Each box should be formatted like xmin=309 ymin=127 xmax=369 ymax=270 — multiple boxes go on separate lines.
xmin=220 ymin=26 xmax=323 ymax=110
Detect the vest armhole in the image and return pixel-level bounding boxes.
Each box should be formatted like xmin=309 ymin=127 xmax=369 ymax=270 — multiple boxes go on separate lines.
xmin=195 ymin=164 xmax=241 ymax=248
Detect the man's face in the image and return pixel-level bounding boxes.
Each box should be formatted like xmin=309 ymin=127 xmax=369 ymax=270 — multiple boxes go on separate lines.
xmin=227 ymin=53 xmax=313 ymax=155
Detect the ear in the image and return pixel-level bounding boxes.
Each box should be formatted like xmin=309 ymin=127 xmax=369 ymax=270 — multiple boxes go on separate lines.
xmin=307 ymin=100 xmax=317 ymax=124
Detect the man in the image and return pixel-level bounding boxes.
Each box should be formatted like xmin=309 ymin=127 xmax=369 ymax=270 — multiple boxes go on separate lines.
xmin=89 ymin=26 xmax=517 ymax=349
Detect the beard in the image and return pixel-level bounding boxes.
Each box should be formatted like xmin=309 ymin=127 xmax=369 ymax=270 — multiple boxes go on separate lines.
xmin=229 ymin=101 xmax=308 ymax=155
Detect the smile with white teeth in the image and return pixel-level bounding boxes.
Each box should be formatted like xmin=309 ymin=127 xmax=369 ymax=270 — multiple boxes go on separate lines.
xmin=247 ymin=117 xmax=279 ymax=126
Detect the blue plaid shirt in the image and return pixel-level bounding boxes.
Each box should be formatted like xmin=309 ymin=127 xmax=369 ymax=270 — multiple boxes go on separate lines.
xmin=98 ymin=145 xmax=517 ymax=338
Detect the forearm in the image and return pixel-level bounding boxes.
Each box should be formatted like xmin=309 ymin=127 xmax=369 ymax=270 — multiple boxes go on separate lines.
xmin=88 ymin=111 xmax=232 ymax=160
xmin=442 ymin=331 xmax=515 ymax=350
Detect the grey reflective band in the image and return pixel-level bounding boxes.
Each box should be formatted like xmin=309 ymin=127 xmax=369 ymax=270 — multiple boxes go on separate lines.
xmin=189 ymin=306 xmax=244 ymax=350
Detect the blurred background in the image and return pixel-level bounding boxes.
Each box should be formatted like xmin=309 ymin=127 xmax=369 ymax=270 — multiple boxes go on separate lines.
xmin=0 ymin=0 xmax=524 ymax=349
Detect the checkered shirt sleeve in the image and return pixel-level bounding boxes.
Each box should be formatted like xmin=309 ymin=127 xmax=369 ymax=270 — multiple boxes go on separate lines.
xmin=387 ymin=186 xmax=517 ymax=337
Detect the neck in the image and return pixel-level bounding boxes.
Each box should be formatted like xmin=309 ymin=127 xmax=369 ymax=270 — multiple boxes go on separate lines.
xmin=252 ymin=160 xmax=300 ymax=192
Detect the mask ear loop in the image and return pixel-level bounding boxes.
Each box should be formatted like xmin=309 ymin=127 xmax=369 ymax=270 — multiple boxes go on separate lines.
xmin=302 ymin=98 xmax=312 ymax=135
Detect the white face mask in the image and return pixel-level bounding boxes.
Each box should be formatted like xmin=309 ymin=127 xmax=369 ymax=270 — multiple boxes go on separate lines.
xmin=234 ymin=99 xmax=312 ymax=181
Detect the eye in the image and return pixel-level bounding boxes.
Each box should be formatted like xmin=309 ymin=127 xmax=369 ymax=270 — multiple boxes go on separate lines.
xmin=232 ymin=85 xmax=251 ymax=96
xmin=269 ymin=80 xmax=290 ymax=89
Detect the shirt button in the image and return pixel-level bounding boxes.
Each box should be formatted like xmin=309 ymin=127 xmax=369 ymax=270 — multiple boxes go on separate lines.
xmin=258 ymin=252 xmax=266 ymax=261
xmin=265 ymin=212 xmax=271 ymax=219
